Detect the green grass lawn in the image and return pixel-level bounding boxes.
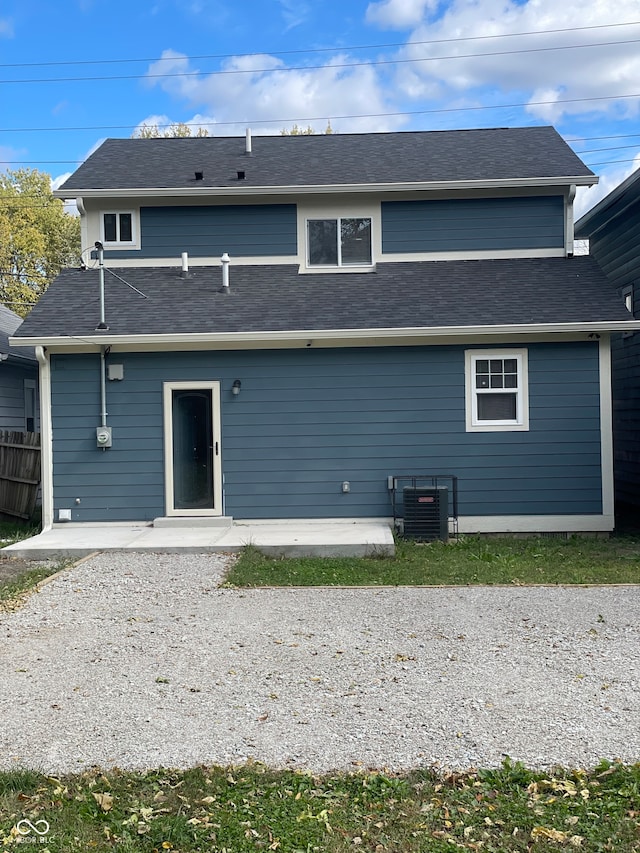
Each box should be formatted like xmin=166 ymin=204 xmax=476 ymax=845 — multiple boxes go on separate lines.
xmin=0 ymin=519 xmax=67 ymax=611
xmin=0 ymin=519 xmax=39 ymax=549
xmin=224 ymin=535 xmax=640 ymax=587
xmin=0 ymin=760 xmax=638 ymax=852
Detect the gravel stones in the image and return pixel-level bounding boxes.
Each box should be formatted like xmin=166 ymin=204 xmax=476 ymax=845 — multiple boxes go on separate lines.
xmin=0 ymin=552 xmax=638 ymax=774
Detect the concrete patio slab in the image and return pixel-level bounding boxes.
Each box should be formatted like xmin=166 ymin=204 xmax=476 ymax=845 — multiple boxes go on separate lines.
xmin=3 ymin=518 xmax=395 ymax=559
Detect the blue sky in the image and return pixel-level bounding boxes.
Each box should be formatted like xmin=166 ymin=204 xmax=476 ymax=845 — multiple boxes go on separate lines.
xmin=1 ymin=0 xmax=640 ymax=216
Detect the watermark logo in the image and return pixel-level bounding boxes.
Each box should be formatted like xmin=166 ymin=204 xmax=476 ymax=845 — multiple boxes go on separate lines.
xmin=15 ymin=819 xmax=50 ymax=844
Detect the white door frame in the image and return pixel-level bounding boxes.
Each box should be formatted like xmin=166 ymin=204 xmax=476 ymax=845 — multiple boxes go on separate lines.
xmin=163 ymin=380 xmax=222 ymax=517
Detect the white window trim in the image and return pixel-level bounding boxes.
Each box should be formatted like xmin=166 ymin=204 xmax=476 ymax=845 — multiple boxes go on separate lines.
xmin=465 ymin=348 xmax=529 ymax=432
xmin=100 ymin=210 xmax=140 ymax=249
xmin=23 ymin=378 xmax=36 ymax=433
xmin=305 ymin=215 xmax=375 ymax=270
xmin=162 ymin=380 xmax=222 ymax=517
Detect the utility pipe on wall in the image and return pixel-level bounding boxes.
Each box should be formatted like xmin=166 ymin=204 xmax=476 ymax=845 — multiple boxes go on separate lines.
xmin=100 ymin=347 xmax=108 ymax=428
xmin=35 ymin=346 xmax=53 ymax=531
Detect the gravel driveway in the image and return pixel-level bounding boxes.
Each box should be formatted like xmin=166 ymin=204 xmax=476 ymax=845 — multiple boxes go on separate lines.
xmin=0 ymin=552 xmax=638 ymax=774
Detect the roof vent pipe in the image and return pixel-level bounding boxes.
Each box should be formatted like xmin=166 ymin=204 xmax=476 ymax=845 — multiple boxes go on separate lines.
xmin=181 ymin=252 xmax=190 ymax=279
xmin=245 ymin=128 xmax=252 ymax=155
xmin=221 ymin=252 xmax=230 ymax=293
xmin=94 ymin=241 xmax=109 ymax=330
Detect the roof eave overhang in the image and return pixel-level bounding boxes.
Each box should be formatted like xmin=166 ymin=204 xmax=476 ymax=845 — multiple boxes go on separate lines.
xmin=10 ymin=320 xmax=637 ymax=350
xmin=576 ymin=167 xmax=640 ymax=238
xmin=54 ymin=175 xmax=597 ymax=200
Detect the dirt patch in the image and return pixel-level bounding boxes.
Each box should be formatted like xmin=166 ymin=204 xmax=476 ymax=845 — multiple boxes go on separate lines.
xmin=0 ymin=555 xmax=47 ymax=586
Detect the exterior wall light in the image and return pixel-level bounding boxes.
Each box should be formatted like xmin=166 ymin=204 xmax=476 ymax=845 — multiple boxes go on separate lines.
xmin=232 ymin=380 xmax=242 ymax=396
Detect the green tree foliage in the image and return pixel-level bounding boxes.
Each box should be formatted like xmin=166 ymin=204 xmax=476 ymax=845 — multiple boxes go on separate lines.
xmin=0 ymin=169 xmax=81 ymax=317
xmin=134 ymin=122 xmax=210 ymax=138
xmin=134 ymin=121 xmax=334 ymax=139
xmin=281 ymin=122 xmax=333 ymax=135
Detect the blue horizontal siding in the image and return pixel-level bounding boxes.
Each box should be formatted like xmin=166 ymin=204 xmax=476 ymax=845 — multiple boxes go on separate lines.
xmin=104 ymin=204 xmax=297 ymax=259
xmin=0 ymin=363 xmax=39 ymax=431
xmin=50 ymin=341 xmax=602 ymax=522
xmin=382 ymin=196 xmax=565 ymax=253
xmin=587 ymin=199 xmax=640 ymax=506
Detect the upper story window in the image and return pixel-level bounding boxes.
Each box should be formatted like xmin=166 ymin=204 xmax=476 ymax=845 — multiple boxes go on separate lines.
xmin=307 ymin=217 xmax=372 ymax=267
xmin=465 ymin=349 xmax=529 ymax=432
xmin=101 ymin=211 xmax=136 ymax=246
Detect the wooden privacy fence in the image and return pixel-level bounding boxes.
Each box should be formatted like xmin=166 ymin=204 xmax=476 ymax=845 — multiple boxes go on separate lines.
xmin=0 ymin=431 xmax=41 ymax=520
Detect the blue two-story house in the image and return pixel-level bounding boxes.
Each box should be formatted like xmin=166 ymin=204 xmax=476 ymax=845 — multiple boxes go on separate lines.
xmin=11 ymin=127 xmax=638 ymax=534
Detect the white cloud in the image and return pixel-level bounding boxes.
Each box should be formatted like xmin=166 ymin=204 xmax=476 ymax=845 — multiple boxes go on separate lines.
xmin=526 ymin=87 xmax=565 ymax=123
xmin=50 ymin=173 xmax=71 ymax=191
xmin=575 ymin=152 xmax=640 ymax=219
xmin=385 ymin=0 xmax=640 ymax=124
xmin=144 ymin=50 xmax=406 ymax=135
xmin=366 ymin=0 xmax=435 ymax=29
xmin=279 ymin=0 xmax=310 ymax=31
xmin=0 ymin=17 xmax=13 ymax=37
xmin=50 ymin=173 xmax=80 ymax=216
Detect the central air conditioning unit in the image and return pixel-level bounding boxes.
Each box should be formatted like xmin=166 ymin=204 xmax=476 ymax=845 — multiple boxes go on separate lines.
xmin=403 ymin=486 xmax=449 ymax=541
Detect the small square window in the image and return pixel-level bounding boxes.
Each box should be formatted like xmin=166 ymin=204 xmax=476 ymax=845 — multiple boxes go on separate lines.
xmin=465 ymin=349 xmax=529 ymax=432
xmin=102 ymin=211 xmax=136 ymax=246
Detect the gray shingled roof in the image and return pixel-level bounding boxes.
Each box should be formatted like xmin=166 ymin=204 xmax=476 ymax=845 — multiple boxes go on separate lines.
xmin=57 ymin=127 xmax=594 ymax=193
xmin=0 ymin=304 xmax=36 ymax=361
xmin=14 ymin=257 xmax=630 ymax=341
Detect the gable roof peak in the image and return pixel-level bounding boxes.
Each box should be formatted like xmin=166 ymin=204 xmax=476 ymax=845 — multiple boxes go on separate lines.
xmin=55 ymin=125 xmax=594 ymax=195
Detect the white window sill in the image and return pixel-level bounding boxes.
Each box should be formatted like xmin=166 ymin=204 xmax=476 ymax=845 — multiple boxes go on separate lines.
xmin=298 ymin=264 xmax=377 ymax=275
xmin=466 ymin=422 xmax=529 ymax=433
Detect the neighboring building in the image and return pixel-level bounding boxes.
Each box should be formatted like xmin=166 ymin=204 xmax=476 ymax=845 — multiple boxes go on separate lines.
xmin=576 ymin=167 xmax=640 ymax=511
xmin=0 ymin=305 xmax=40 ymax=521
xmin=0 ymin=305 xmax=38 ymax=433
xmin=11 ymin=128 xmax=638 ymax=533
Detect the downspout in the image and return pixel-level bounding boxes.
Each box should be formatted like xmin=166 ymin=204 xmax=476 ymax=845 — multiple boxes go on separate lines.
xmin=76 ymin=197 xmax=88 ymax=257
xmin=35 ymin=346 xmax=53 ymax=531
xmin=565 ymin=184 xmax=576 ymax=257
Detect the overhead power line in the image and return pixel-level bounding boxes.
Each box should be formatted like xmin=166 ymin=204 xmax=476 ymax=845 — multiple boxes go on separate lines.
xmin=2 ymin=37 xmax=639 ymax=85
xmin=1 ymin=20 xmax=638 ymax=70
xmin=576 ymin=144 xmax=640 ymax=155
xmin=569 ymin=133 xmax=640 ymax=142
xmin=2 ymin=92 xmax=640 ymax=135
